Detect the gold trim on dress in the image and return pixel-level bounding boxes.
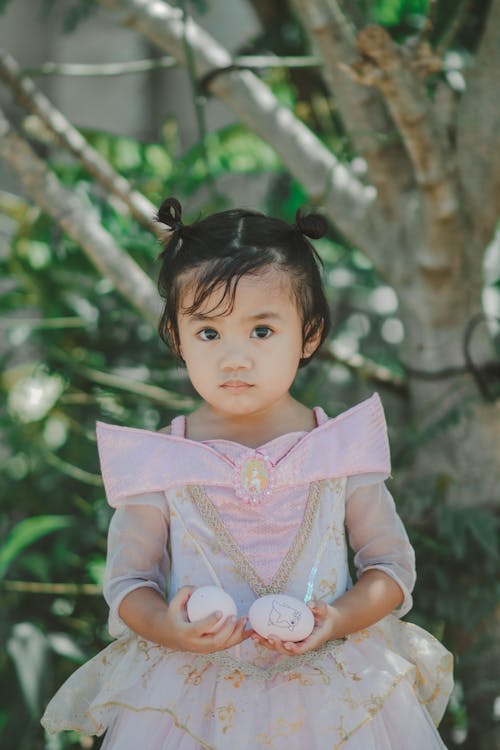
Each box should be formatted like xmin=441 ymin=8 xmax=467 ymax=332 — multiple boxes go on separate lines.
xmin=186 ymin=482 xmax=323 ymax=597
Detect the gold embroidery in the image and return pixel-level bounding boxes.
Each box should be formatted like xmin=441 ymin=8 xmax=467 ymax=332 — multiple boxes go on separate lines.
xmin=256 ymin=705 xmax=307 ymax=748
xmin=187 ymin=482 xmax=323 ymax=596
xmin=317 ymin=568 xmax=338 ymax=599
xmin=328 ymin=674 xmax=407 ymax=749
xmin=86 ymin=701 xmax=217 ymax=749
xmin=204 ymin=701 xmax=237 ymax=734
xmin=224 ymin=669 xmax=245 ymax=688
xmin=191 ymin=640 xmax=342 ymax=681
xmin=177 ymin=661 xmax=210 ymax=686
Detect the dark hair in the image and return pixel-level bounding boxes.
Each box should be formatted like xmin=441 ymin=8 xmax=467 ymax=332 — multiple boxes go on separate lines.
xmin=156 ymin=197 xmax=331 ymax=367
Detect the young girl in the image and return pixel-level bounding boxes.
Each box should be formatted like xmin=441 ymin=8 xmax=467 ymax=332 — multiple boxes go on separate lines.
xmin=42 ymin=198 xmax=453 ymax=749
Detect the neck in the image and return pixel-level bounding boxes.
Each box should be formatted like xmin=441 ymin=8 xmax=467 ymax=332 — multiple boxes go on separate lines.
xmin=185 ymin=396 xmax=316 ymax=447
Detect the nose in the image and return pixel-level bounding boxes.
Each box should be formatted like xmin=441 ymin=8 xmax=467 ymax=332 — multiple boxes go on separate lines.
xmin=219 ymin=343 xmax=252 ymax=372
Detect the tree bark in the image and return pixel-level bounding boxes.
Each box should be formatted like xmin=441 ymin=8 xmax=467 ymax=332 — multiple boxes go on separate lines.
xmin=0 ymin=109 xmax=160 ymax=326
xmin=0 ymin=49 xmax=160 ymax=236
xmin=291 ymin=0 xmax=414 ymax=208
xmin=96 ymin=0 xmax=388 ymax=260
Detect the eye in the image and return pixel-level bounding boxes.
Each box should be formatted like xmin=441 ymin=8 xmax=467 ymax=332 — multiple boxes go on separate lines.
xmin=198 ymin=328 xmax=219 ymax=341
xmin=251 ymin=325 xmax=273 ymax=339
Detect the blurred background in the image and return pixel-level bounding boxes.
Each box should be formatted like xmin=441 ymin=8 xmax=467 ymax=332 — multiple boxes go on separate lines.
xmin=0 ymin=0 xmax=499 ymax=748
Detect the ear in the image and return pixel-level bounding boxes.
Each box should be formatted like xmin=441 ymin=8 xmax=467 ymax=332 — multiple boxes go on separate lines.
xmin=302 ymin=321 xmax=324 ymax=359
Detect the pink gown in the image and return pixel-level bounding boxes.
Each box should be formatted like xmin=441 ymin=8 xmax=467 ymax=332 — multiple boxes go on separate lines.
xmin=41 ymin=394 xmax=453 ymax=749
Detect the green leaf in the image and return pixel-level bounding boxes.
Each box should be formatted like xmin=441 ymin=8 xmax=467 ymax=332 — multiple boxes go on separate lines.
xmin=0 ymin=515 xmax=73 ymax=579
xmin=371 ymin=0 xmax=429 ymax=26
xmin=466 ymin=510 xmax=499 ymax=558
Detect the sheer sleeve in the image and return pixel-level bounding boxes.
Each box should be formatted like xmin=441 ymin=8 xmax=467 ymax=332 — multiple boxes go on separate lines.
xmin=345 ymin=480 xmax=415 ymax=617
xmin=103 ymin=493 xmax=169 ymax=638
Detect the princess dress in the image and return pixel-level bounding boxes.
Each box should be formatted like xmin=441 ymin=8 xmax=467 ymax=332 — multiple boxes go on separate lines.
xmin=41 ymin=394 xmax=453 ymax=750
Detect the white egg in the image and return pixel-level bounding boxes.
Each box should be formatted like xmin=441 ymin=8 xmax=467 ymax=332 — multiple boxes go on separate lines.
xmin=249 ymin=594 xmax=314 ymax=642
xmin=186 ymin=586 xmax=237 ymax=630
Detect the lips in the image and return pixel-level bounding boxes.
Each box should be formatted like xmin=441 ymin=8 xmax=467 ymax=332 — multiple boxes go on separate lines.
xmin=221 ymin=381 xmax=252 ymax=388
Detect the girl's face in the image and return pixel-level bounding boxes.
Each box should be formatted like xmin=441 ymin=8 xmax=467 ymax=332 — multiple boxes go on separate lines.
xmin=176 ymin=267 xmax=320 ymax=420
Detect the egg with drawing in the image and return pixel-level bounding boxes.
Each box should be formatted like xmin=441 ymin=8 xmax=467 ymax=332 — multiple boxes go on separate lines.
xmin=187 ymin=586 xmax=237 ymax=631
xmin=249 ymin=594 xmax=314 ymax=642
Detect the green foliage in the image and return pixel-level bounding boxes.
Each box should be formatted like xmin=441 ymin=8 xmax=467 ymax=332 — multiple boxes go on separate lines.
xmin=0 ymin=516 xmax=73 ymax=579
xmin=1 ymin=4 xmax=498 ymax=748
xmin=366 ymin=0 xmax=429 ymax=26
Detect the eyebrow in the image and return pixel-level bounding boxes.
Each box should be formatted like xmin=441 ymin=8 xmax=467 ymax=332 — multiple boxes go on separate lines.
xmin=188 ymin=311 xmax=283 ymax=322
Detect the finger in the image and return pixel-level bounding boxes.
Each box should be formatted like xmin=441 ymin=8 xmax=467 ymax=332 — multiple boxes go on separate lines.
xmin=251 ymin=634 xmax=274 ymax=651
xmin=287 ymin=628 xmax=326 ymax=654
xmin=225 ymin=616 xmax=247 ymax=638
xmin=232 ymin=617 xmax=252 ymax=644
xmin=255 ymin=636 xmax=288 ymax=654
xmin=268 ymin=637 xmax=292 ymax=655
xmin=210 ymin=615 xmax=243 ymax=645
xmin=174 ymin=586 xmax=196 ymax=609
xmin=193 ymin=610 xmax=225 ymax=635
xmin=239 ymin=622 xmax=253 ymax=641
xmin=309 ymin=600 xmax=327 ymax=618
xmin=219 ymin=618 xmax=251 ymax=649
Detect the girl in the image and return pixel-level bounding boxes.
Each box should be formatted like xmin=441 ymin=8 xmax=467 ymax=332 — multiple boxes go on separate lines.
xmin=42 ymin=198 xmax=453 ymax=749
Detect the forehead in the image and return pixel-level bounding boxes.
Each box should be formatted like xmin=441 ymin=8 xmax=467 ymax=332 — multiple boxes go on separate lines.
xmin=178 ymin=267 xmax=297 ymax=317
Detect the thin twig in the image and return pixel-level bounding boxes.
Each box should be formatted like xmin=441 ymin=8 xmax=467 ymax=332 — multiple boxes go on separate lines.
xmin=436 ymin=0 xmax=471 ymax=53
xmin=0 ymin=316 xmax=88 ymax=330
xmin=179 ymin=0 xmax=218 ymax=201
xmin=23 ymin=55 xmax=321 ymax=78
xmin=2 ymin=580 xmax=102 ymax=595
xmin=0 ymin=109 xmax=160 ymax=327
xmin=0 ymin=50 xmax=159 ymax=235
xmin=50 ymin=346 xmax=197 ymax=409
xmin=43 ymin=451 xmax=103 ymax=486
xmin=318 ymin=343 xmax=406 ymax=392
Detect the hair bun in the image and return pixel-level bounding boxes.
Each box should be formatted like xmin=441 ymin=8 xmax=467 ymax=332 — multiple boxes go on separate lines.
xmin=294 ymin=208 xmax=327 ymax=240
xmin=156 ymin=197 xmax=183 ymax=231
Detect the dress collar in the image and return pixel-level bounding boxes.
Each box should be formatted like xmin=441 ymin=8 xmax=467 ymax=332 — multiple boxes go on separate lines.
xmin=96 ymin=394 xmax=389 ymax=507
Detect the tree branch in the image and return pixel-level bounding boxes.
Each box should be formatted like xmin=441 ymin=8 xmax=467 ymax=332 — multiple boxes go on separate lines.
xmin=350 ymin=25 xmax=464 ymax=271
xmin=95 ymin=0 xmax=387 ymax=264
xmin=456 ymin=0 xmax=500 ymax=253
xmin=23 ymin=54 xmax=321 ymax=78
xmin=0 ymin=108 xmax=160 ymax=327
xmin=0 ymin=50 xmax=159 ymax=236
xmin=435 ymin=0 xmax=471 ymax=53
xmin=353 ymin=27 xmax=447 ymax=189
xmin=291 ymin=0 xmax=414 ymax=209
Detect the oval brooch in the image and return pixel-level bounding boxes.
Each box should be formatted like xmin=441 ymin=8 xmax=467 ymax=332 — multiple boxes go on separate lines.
xmin=234 ymin=451 xmax=275 ymax=504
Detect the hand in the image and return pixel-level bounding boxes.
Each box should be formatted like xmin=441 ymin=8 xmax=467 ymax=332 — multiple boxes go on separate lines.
xmin=251 ymin=599 xmax=337 ymax=656
xmin=160 ymin=586 xmax=251 ymax=654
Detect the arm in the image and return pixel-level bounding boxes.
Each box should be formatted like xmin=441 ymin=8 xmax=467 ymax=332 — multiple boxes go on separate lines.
xmin=119 ymin=585 xmax=250 ymax=653
xmin=105 ymin=500 xmax=249 ymax=652
xmin=314 ymin=567 xmax=404 ymax=639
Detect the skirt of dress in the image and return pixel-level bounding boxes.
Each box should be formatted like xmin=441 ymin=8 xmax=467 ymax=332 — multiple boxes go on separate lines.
xmin=41 ymin=616 xmax=453 ymax=750
xmin=100 ymin=680 xmax=447 ymax=750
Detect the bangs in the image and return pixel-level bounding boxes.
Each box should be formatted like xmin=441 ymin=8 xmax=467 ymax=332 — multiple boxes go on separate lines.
xmin=178 ymin=252 xmax=283 ymax=319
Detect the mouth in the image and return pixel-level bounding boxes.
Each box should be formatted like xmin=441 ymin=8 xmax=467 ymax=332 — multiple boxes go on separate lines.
xmin=220 ymin=381 xmax=253 ymax=389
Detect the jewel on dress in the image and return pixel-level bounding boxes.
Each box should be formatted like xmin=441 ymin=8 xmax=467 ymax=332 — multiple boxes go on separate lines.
xmin=234 ymin=450 xmax=275 ymax=503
